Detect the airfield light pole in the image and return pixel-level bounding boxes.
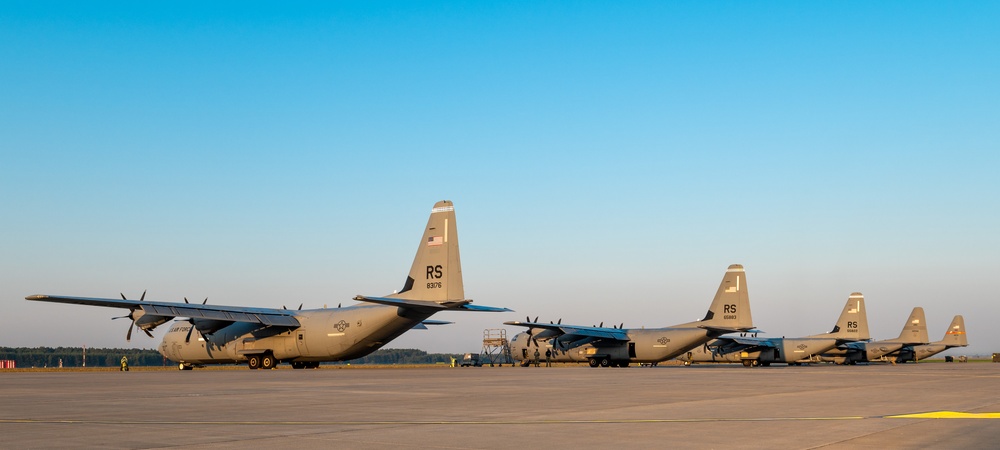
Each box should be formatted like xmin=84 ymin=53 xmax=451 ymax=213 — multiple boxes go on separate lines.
xmin=82 ymin=345 xmax=86 ymax=368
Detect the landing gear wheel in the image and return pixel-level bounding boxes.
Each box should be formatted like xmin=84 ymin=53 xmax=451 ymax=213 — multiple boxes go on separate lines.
xmin=683 ymin=361 xmax=692 ymax=366
xmin=248 ymin=355 xmax=261 ymax=370
xmin=751 ymin=360 xmax=760 ymax=367
xmin=178 ymin=363 xmax=192 ymax=371
xmin=620 ymin=362 xmax=630 ymax=368
xmin=261 ymin=354 xmax=276 ymax=370
xmin=742 ymin=360 xmax=752 ymax=367
xmin=291 ymin=362 xmax=304 ymax=369
xmin=589 ymin=358 xmax=600 ymax=368
xmin=599 ymin=358 xmax=611 ymax=368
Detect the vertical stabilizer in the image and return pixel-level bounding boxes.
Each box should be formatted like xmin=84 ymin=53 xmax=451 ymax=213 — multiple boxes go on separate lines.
xmin=389 ymin=200 xmax=464 ymax=302
xmin=941 ymin=315 xmax=968 ymax=347
xmin=817 ymin=292 xmax=869 ymax=340
xmin=891 ymin=307 xmax=929 ymax=344
xmin=699 ymin=264 xmax=753 ymax=330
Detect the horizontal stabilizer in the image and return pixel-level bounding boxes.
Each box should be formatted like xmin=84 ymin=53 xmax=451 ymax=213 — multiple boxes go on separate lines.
xmin=421 ymin=320 xmax=454 ymax=325
xmin=412 ymin=319 xmax=454 ymax=330
xmin=354 ymin=295 xmax=511 ymax=313
xmin=699 ymin=325 xmax=753 ymax=336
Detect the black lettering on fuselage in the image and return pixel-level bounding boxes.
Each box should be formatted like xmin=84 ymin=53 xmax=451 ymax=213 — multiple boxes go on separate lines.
xmin=426 ymin=265 xmax=443 ymax=279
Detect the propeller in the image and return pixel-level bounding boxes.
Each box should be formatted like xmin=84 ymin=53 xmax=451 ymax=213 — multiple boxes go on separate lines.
xmin=185 ymin=319 xmax=196 ymax=343
xmin=298 ymin=303 xmax=303 ymax=310
xmin=112 ymin=290 xmax=152 ymax=341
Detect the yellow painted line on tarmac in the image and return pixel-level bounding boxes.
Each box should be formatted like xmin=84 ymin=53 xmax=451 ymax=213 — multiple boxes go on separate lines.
xmin=887 ymin=411 xmax=1000 ymax=419
xmin=0 ymin=416 xmax=865 ymax=426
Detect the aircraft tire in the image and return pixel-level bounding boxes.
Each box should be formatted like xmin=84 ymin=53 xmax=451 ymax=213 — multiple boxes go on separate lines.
xmin=751 ymin=360 xmax=760 ymax=367
xmin=619 ymin=362 xmax=630 ymax=368
xmin=588 ymin=358 xmax=600 ymax=368
xmin=599 ymin=358 xmax=611 ymax=368
xmin=683 ymin=361 xmax=692 ymax=366
xmin=261 ymin=354 xmax=276 ymax=370
xmin=742 ymin=360 xmax=752 ymax=367
xmin=248 ymin=355 xmax=261 ymax=370
xmin=291 ymin=362 xmax=304 ymax=369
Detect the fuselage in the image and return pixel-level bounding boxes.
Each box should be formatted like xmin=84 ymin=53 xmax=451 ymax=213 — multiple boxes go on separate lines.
xmin=820 ymin=341 xmax=905 ymax=364
xmin=895 ymin=344 xmax=953 ymax=362
xmin=157 ymin=304 xmax=430 ymax=365
xmin=510 ymin=326 xmax=718 ymax=366
xmin=678 ymin=337 xmax=842 ymax=365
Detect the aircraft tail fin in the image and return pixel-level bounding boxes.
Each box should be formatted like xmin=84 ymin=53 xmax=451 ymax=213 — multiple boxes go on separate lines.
xmin=388 ymin=201 xmax=464 ymax=302
xmin=698 ymin=264 xmax=753 ymax=331
xmin=889 ymin=307 xmax=929 ymax=344
xmin=941 ymin=315 xmax=968 ymax=347
xmin=812 ymin=292 xmax=869 ymax=340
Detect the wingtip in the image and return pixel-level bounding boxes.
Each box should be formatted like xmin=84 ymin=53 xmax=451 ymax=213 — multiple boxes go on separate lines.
xmin=25 ymin=295 xmax=46 ymax=300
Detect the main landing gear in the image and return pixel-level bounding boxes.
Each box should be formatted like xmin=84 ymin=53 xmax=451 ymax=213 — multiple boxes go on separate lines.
xmin=247 ymin=354 xmax=277 ymax=370
xmin=588 ymin=358 xmax=629 ymax=368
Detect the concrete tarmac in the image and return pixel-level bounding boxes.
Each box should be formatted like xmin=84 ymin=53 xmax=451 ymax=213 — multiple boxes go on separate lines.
xmin=2 ymin=363 xmax=999 ymax=449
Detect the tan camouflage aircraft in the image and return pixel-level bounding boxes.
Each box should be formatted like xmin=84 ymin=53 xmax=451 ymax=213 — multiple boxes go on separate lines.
xmin=26 ymin=201 xmax=509 ymax=370
xmin=678 ymin=292 xmax=870 ymax=367
xmin=896 ymin=315 xmax=968 ymax=362
xmin=820 ymin=306 xmax=929 ymax=364
xmin=505 ymin=264 xmax=754 ymax=368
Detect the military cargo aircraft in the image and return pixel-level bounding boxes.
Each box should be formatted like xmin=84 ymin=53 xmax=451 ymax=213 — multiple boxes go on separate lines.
xmin=677 ymin=292 xmax=870 ymax=367
xmin=505 ymin=264 xmax=754 ymax=368
xmin=819 ymin=306 xmax=929 ymax=364
xmin=26 ymin=200 xmax=510 ymax=370
xmin=895 ymin=315 xmax=967 ymax=362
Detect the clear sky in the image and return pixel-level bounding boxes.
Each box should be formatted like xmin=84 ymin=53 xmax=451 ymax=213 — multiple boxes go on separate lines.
xmin=3 ymin=2 xmax=997 ymax=357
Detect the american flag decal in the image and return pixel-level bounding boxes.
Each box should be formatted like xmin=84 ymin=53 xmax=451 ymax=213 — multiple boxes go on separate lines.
xmin=427 ymin=236 xmax=443 ymax=246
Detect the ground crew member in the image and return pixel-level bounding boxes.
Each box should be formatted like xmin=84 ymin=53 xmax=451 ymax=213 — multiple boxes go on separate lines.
xmin=533 ymin=348 xmax=540 ymax=367
xmin=545 ymin=349 xmax=552 ymax=367
xmin=120 ymin=355 xmax=129 ymax=372
xmin=450 ymin=356 xmax=456 ymax=367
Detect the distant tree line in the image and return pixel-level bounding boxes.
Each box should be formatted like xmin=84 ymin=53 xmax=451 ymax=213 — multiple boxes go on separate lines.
xmin=0 ymin=347 xmax=166 ymax=368
xmin=0 ymin=347 xmax=464 ymax=367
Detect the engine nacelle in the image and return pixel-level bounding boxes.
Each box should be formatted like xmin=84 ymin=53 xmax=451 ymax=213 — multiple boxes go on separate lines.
xmin=134 ymin=311 xmax=171 ymax=331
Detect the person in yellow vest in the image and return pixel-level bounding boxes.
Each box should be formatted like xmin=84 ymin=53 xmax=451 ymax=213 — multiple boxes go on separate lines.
xmin=120 ymin=355 xmax=129 ymax=371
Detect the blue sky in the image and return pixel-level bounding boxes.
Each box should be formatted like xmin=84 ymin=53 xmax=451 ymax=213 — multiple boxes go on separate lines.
xmin=3 ymin=2 xmax=997 ymax=357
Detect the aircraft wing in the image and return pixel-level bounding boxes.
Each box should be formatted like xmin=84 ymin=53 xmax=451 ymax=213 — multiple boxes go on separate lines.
xmin=25 ymin=295 xmax=301 ymax=327
xmin=504 ymin=321 xmax=630 ymax=341
xmin=728 ymin=336 xmax=778 ymax=348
